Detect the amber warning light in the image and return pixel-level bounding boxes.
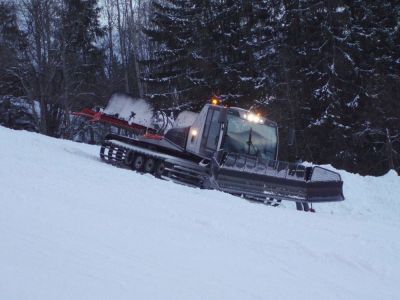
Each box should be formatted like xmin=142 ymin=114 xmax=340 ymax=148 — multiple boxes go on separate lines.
xmin=211 ymin=96 xmax=219 ymax=105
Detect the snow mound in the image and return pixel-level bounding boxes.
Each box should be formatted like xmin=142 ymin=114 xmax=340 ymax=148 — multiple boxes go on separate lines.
xmin=103 ymin=93 xmax=154 ymax=127
xmin=316 ymin=166 xmax=400 ymax=222
xmin=0 ymin=126 xmax=399 ymax=300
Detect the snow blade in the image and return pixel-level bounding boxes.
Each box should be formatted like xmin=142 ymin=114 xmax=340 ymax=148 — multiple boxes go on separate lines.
xmin=212 ymin=152 xmax=344 ymax=203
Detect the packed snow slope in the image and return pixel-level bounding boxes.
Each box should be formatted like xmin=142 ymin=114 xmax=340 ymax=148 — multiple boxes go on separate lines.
xmin=0 ymin=126 xmax=399 ymax=300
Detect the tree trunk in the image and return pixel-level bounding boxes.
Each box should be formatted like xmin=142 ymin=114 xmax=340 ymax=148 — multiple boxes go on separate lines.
xmin=106 ymin=0 xmax=114 ymax=80
xmin=116 ymin=0 xmax=130 ymax=93
xmin=386 ymin=128 xmax=395 ymax=170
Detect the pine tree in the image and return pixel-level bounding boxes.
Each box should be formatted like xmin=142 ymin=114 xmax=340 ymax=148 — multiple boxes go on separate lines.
xmin=301 ymin=1 xmax=359 ymax=168
xmin=209 ymin=0 xmax=277 ymax=108
xmin=268 ymin=0 xmax=399 ymax=174
xmin=144 ymin=0 xmax=278 ymax=110
xmin=58 ymin=0 xmax=105 ymax=109
xmin=267 ymin=0 xmax=321 ymax=161
xmin=144 ymin=0 xmax=205 ymax=110
xmin=56 ymin=0 xmax=105 ymax=136
xmin=348 ymin=0 xmax=400 ymax=174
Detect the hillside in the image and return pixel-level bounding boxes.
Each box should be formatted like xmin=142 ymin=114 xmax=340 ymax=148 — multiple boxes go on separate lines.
xmin=0 ymin=126 xmax=399 ymax=300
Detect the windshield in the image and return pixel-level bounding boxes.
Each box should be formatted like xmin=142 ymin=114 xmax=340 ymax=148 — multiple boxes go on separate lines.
xmin=223 ymin=112 xmax=277 ymax=161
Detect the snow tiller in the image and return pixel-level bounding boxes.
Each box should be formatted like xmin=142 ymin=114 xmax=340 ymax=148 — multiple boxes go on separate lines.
xmin=75 ymin=94 xmax=344 ymax=210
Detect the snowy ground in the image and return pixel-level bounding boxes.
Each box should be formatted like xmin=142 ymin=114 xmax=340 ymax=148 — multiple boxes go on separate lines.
xmin=0 ymin=125 xmax=399 ymax=300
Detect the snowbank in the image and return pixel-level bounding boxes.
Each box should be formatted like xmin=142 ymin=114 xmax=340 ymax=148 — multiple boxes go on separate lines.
xmin=103 ymin=93 xmax=154 ymax=127
xmin=316 ymin=166 xmax=400 ymax=222
xmin=0 ymin=126 xmax=399 ymax=300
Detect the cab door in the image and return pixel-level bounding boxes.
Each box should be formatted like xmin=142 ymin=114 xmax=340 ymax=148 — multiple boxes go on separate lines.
xmin=200 ymin=107 xmax=221 ymax=157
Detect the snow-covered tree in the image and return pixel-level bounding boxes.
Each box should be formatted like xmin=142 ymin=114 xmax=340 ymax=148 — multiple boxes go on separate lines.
xmin=267 ymin=0 xmax=399 ymax=174
xmin=144 ymin=0 xmax=278 ymax=109
xmin=143 ymin=0 xmax=207 ymax=109
xmin=57 ymin=0 xmax=106 ymax=136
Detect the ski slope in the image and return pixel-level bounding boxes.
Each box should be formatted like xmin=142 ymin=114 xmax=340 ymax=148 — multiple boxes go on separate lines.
xmin=0 ymin=125 xmax=399 ymax=300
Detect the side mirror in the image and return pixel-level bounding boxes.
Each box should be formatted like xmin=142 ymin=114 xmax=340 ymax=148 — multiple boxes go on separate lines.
xmin=218 ymin=108 xmax=228 ymax=123
xmin=287 ymin=128 xmax=295 ymax=146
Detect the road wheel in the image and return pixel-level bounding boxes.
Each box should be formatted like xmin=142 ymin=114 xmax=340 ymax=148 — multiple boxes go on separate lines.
xmin=125 ymin=151 xmax=135 ymax=167
xmin=133 ymin=155 xmax=144 ymax=171
xmin=144 ymin=157 xmax=156 ymax=173
xmin=154 ymin=161 xmax=165 ymax=178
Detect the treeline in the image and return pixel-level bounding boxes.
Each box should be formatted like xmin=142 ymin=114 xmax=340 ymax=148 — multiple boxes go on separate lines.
xmin=0 ymin=0 xmax=152 ymax=137
xmin=0 ymin=0 xmax=399 ymax=176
